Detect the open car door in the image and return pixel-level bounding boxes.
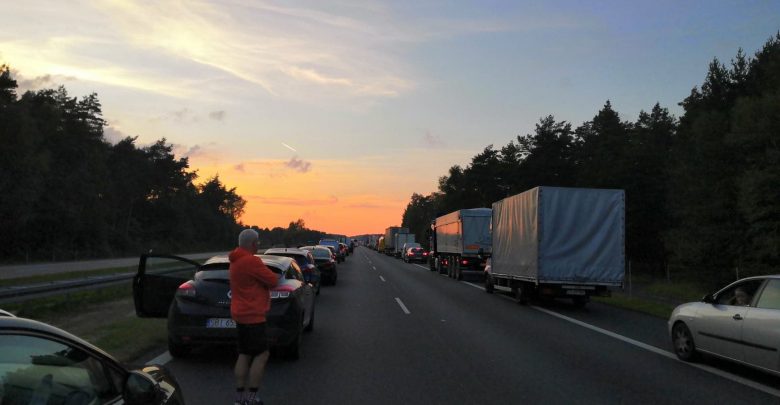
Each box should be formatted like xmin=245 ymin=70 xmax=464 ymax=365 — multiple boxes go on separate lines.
xmin=133 ymin=254 xmax=201 ymax=317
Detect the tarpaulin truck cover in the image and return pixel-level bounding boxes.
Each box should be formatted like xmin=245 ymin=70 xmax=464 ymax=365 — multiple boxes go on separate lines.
xmin=491 ymin=187 xmax=625 ymax=285
xmin=435 ymin=208 xmax=492 ymax=256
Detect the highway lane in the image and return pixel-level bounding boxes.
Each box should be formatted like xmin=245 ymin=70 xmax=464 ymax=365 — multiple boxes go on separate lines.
xmin=157 ymin=247 xmax=779 ymax=404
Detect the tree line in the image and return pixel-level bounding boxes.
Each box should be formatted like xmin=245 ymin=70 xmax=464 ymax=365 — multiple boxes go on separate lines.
xmin=402 ymin=34 xmax=780 ymax=287
xmin=0 ymin=66 xmax=327 ymax=263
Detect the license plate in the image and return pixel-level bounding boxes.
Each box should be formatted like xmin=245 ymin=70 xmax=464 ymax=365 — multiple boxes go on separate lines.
xmin=206 ymin=318 xmax=236 ymax=328
xmin=566 ymin=290 xmax=587 ymax=296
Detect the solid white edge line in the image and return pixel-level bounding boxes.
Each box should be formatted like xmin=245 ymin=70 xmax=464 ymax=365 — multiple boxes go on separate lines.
xmin=146 ymin=351 xmax=172 ymax=366
xmin=395 ymin=297 xmax=411 ymax=314
xmin=461 ymin=281 xmax=780 ymax=398
xmin=380 ymin=275 xmax=386 ymax=282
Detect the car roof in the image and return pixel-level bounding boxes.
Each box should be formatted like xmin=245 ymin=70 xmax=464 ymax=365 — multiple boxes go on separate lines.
xmin=204 ymin=255 xmax=293 ymax=268
xmin=264 ymin=248 xmax=309 ymax=256
xmin=0 ymin=316 xmax=117 ymax=362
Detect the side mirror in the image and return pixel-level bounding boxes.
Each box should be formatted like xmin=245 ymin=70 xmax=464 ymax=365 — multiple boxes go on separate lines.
xmin=123 ymin=371 xmax=159 ymax=405
xmin=702 ymin=294 xmax=715 ymax=304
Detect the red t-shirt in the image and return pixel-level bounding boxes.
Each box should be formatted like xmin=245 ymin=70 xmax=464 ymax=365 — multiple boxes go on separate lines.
xmin=229 ymin=247 xmax=279 ymax=324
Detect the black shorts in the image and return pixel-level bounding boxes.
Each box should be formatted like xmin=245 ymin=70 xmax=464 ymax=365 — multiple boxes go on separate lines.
xmin=236 ymin=322 xmax=268 ymax=356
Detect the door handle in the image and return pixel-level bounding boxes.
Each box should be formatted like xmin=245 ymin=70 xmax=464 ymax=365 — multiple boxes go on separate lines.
xmin=733 ymin=314 xmax=743 ymax=320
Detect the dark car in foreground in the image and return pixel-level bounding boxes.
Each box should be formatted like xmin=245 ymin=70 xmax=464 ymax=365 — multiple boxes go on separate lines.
xmin=264 ymin=247 xmax=321 ymax=295
xmin=669 ymin=275 xmax=780 ymax=376
xmin=300 ymin=245 xmax=338 ymax=285
xmin=0 ymin=316 xmax=184 ymax=405
xmin=133 ymin=254 xmax=315 ymax=360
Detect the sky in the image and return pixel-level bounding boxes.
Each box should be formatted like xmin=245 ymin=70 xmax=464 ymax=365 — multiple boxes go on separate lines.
xmin=2 ymin=1 xmax=779 ymax=236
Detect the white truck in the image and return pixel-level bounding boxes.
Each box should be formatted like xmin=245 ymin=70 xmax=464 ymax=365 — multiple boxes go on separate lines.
xmin=430 ymin=208 xmax=492 ymax=280
xmin=486 ymin=186 xmax=625 ymax=307
xmin=383 ymin=226 xmax=409 ymax=255
xmin=394 ymin=233 xmax=416 ymax=257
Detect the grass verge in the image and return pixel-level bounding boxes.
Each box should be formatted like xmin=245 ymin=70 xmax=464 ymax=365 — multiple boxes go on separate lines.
xmin=0 ymin=266 xmax=136 ymax=287
xmin=593 ymin=294 xmax=676 ymax=319
xmin=4 ymin=283 xmax=133 ymax=319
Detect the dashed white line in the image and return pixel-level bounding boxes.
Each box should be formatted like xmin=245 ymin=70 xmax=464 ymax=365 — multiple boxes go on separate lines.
xmin=379 ymin=275 xmax=386 ymax=282
xmin=461 ymin=281 xmax=780 ymax=398
xmin=372 ymin=266 xmax=377 ymax=271
xmin=413 ymin=264 xmax=429 ymax=271
xmin=394 ymin=297 xmax=411 ymax=314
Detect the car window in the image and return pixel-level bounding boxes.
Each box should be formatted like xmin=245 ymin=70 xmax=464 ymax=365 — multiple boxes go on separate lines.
xmin=0 ymin=334 xmax=122 ymax=404
xmin=755 ymin=279 xmax=780 ymax=310
xmin=287 ymin=262 xmax=304 ymax=281
xmin=716 ymin=279 xmax=764 ymax=306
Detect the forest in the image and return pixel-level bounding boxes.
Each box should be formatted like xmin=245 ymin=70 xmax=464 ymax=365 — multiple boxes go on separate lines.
xmin=0 ymin=67 xmax=325 ymax=263
xmin=402 ymin=34 xmax=780 ymax=287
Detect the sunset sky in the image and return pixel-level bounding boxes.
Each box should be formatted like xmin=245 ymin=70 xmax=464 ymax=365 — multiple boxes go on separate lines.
xmin=2 ymin=1 xmax=779 ymax=236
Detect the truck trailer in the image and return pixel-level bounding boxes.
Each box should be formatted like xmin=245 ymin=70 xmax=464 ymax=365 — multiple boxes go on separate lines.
xmin=383 ymin=226 xmax=408 ymax=255
xmin=394 ymin=233 xmax=416 ymax=258
xmin=486 ymin=186 xmax=625 ymax=307
xmin=429 ymin=208 xmax=492 ymax=280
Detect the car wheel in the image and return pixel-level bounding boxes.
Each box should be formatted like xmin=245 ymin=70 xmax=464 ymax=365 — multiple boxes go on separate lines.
xmin=672 ymin=322 xmax=698 ymax=361
xmin=168 ymin=337 xmax=190 ymax=358
xmin=316 ymin=282 xmax=321 ymax=295
xmin=304 ymin=308 xmax=315 ymax=333
xmin=485 ymin=274 xmax=494 ymax=294
xmin=456 ymin=265 xmax=463 ymax=281
xmin=332 ymin=271 xmax=338 ymax=285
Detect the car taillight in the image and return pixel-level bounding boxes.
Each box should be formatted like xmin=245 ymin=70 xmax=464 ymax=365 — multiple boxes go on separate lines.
xmin=176 ymin=281 xmax=197 ymax=297
xmin=423 ymin=252 xmax=428 ymax=256
xmin=461 ymin=259 xmax=468 ymax=265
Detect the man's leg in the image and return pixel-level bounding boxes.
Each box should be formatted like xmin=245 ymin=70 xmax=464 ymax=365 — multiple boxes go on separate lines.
xmin=248 ymin=350 xmax=270 ymax=388
xmin=234 ymin=353 xmax=251 ymax=403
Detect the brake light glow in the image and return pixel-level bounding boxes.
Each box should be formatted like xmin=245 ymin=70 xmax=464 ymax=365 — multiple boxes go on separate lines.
xmin=176 ymin=281 xmax=197 ymax=297
xmin=461 ymin=260 xmax=469 ymax=265
xmin=423 ymin=252 xmax=428 ymax=256
xmin=271 ymin=285 xmax=295 ymax=299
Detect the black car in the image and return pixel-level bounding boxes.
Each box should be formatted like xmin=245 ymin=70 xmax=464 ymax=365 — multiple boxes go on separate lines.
xmin=300 ymin=246 xmax=338 ymax=285
xmin=133 ymin=254 xmax=315 ymax=360
xmin=264 ymin=247 xmax=321 ymax=295
xmin=0 ymin=315 xmax=184 ymax=405
xmin=318 ymin=239 xmax=344 ymax=263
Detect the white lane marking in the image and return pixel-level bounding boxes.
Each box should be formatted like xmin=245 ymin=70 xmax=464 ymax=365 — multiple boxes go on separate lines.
xmin=413 ymin=264 xmax=429 ymax=271
xmin=372 ymin=266 xmax=377 ymax=271
xmin=395 ymin=297 xmax=411 ymax=314
xmin=461 ymin=281 xmax=780 ymax=399
xmin=379 ymin=275 xmax=386 ymax=282
xmin=146 ymin=351 xmax=172 ymax=366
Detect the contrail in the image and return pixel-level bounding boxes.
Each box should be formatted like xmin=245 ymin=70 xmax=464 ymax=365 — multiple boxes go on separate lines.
xmin=281 ymin=142 xmax=297 ymax=152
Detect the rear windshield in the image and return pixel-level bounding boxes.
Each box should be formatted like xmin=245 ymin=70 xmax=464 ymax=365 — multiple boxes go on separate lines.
xmin=311 ymin=248 xmax=331 ymax=259
xmin=267 ymin=253 xmax=309 ymax=267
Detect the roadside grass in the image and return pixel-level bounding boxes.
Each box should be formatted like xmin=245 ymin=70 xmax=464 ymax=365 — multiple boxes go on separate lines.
xmin=4 ymin=283 xmax=134 ymax=319
xmin=0 ymin=266 xmax=136 ymax=287
xmin=4 ymin=284 xmax=168 ymax=363
xmin=593 ymin=295 xmax=675 ymax=319
xmin=643 ymin=280 xmax=709 ymax=302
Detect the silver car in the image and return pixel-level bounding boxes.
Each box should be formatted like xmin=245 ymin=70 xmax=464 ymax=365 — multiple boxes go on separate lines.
xmin=668 ymin=275 xmax=780 ymax=376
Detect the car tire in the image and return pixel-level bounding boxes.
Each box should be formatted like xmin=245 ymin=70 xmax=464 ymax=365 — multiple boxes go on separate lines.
xmin=485 ymin=274 xmax=494 ymax=294
xmin=316 ymin=282 xmax=321 ymax=295
xmin=168 ymin=337 xmax=190 ymax=358
xmin=513 ymin=284 xmax=529 ymax=305
xmin=304 ymin=308 xmax=315 ymax=333
xmin=572 ymin=296 xmax=589 ymax=308
xmin=672 ymin=322 xmax=698 ymax=361
xmin=332 ymin=271 xmax=338 ymax=285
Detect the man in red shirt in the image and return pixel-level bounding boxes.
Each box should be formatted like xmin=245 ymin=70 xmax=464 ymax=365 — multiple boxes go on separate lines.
xmin=229 ymin=229 xmax=279 ymax=405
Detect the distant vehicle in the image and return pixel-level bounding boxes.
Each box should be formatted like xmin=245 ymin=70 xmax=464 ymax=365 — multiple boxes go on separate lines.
xmin=394 ymin=233 xmax=415 ymax=258
xmin=430 ymin=208 xmax=492 ymax=281
xmin=487 ymin=187 xmax=624 ymax=307
xmin=338 ymin=242 xmax=349 ymax=257
xmin=319 ymin=239 xmax=345 ymax=262
xmin=383 ymin=226 xmax=409 ymax=255
xmin=300 ymin=245 xmax=338 ymax=285
xmin=403 ymin=247 xmax=427 ymax=263
xmin=377 ymin=236 xmax=385 ymax=252
xmin=133 ymin=254 xmax=315 ymax=359
xmin=0 ymin=315 xmax=185 ymax=404
xmin=669 ymin=275 xmax=780 ymax=376
xmin=400 ymin=242 xmax=421 ymax=261
xmin=264 ymin=247 xmax=321 ymax=295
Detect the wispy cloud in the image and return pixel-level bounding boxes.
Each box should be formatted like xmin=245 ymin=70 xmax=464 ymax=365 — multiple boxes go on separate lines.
xmin=284 ymin=156 xmax=312 ymax=173
xmin=247 ymin=195 xmax=338 ymax=206
xmin=422 ymin=130 xmax=446 ymax=149
xmin=208 ymin=110 xmax=226 ymax=121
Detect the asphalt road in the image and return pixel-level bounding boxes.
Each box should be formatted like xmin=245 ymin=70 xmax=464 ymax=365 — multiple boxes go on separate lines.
xmin=150 ymin=247 xmax=780 ymax=405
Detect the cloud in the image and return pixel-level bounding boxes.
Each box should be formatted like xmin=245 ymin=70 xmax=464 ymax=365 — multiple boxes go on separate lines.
xmin=248 ymin=195 xmax=338 ymax=206
xmin=234 ymin=163 xmax=245 ymax=173
xmin=423 ymin=131 xmax=445 ymax=148
xmin=209 ymin=110 xmax=226 ymax=121
xmin=103 ymin=121 xmax=131 ymax=144
xmin=284 ymin=156 xmax=312 ymax=173
xmin=11 ymin=71 xmax=77 ymax=93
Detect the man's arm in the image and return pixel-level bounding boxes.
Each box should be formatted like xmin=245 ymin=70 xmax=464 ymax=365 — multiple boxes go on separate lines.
xmin=251 ymin=258 xmax=280 ymax=288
